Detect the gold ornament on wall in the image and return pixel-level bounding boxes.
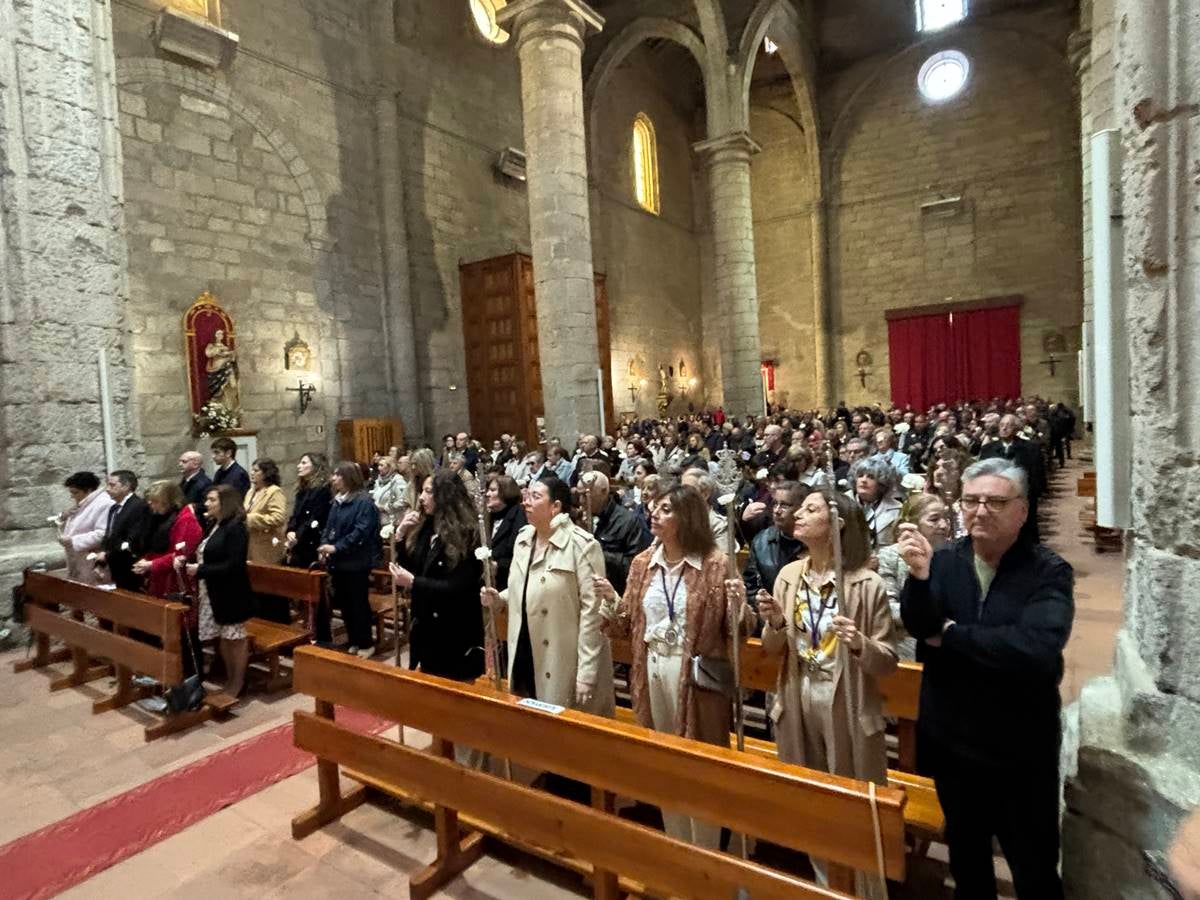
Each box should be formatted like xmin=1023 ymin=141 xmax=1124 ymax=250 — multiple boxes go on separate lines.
xmin=284 ymin=332 xmax=312 ymax=371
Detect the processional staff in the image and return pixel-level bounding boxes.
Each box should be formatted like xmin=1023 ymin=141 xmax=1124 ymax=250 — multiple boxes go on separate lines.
xmin=473 ymin=478 xmax=503 ymax=691
xmin=714 ymin=448 xmax=749 ymax=862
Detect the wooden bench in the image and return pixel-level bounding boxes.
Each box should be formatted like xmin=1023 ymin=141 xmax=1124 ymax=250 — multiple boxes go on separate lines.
xmin=1075 ymin=472 xmax=1124 ymax=553
xmin=17 ymin=569 xmax=218 ymax=740
xmin=290 ymin=645 xmax=907 ymax=899
xmin=492 ymin=606 xmax=944 ymax=853
xmin=246 ymin=563 xmax=325 ymax=692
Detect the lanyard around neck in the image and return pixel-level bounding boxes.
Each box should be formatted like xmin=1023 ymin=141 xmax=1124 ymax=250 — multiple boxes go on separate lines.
xmin=659 ymin=562 xmax=685 ymax=625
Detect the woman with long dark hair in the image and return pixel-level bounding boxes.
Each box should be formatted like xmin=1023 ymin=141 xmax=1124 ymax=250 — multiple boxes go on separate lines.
xmin=285 ymin=452 xmax=332 ymax=569
xmin=595 ymin=483 xmax=749 ymax=848
xmin=390 ymin=471 xmax=484 ymax=681
xmin=316 ymin=462 xmax=379 ymax=657
xmin=179 ymin=485 xmax=254 ymax=698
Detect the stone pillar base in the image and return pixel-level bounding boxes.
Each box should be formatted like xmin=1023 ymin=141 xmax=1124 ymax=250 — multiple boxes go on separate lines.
xmin=0 ymin=539 xmax=64 ymax=618
xmin=1063 ymin=637 xmax=1200 ymax=898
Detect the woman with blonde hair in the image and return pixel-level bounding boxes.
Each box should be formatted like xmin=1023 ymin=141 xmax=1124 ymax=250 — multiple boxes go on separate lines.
xmin=876 ymin=493 xmax=952 ymax=659
xmin=596 ymin=483 xmax=749 ymax=849
xmin=756 ymin=487 xmax=897 ymax=896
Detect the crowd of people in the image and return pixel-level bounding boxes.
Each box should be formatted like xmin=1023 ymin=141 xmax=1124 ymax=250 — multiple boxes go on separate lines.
xmin=49 ymin=396 xmax=1076 ymax=898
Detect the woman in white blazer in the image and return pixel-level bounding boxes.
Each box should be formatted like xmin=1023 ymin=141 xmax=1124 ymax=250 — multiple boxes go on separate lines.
xmin=481 ymin=475 xmax=614 ymax=716
xmin=58 ymin=471 xmax=115 ymax=585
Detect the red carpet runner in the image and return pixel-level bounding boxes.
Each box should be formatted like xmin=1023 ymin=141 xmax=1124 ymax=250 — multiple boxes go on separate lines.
xmin=0 ymin=707 xmax=391 ymax=900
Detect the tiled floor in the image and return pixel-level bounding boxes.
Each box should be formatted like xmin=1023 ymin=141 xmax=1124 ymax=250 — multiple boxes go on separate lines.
xmin=2 ymin=454 xmax=1123 ymax=898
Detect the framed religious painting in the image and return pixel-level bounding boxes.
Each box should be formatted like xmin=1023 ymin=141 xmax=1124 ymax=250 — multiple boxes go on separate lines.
xmin=183 ymin=291 xmax=243 ymax=435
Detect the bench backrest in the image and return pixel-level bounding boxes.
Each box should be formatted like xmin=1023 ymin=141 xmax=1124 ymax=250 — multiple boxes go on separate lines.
xmin=247 ymin=562 xmax=324 ymax=605
xmin=493 ymin=607 xmax=923 ymax=721
xmin=23 ymin=569 xmax=188 ymax=684
xmin=292 ymin=646 xmax=907 ymax=881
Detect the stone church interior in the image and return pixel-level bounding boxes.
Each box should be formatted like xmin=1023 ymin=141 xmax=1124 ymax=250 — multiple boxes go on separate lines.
xmin=0 ymin=0 xmax=1195 ymax=896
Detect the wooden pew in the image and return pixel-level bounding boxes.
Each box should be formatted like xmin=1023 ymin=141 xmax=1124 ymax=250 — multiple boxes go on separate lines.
xmin=245 ymin=563 xmax=325 ymax=692
xmin=290 ymin=646 xmax=907 ymax=900
xmin=18 ymin=569 xmax=216 ymax=740
xmin=491 ymin=606 xmax=943 ymax=851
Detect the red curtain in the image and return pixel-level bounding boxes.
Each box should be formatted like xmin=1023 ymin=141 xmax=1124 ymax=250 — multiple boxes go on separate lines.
xmin=888 ymin=304 xmax=1021 ymax=408
xmin=951 ymin=305 xmax=1021 ymax=402
xmin=888 ymin=312 xmax=955 ymax=410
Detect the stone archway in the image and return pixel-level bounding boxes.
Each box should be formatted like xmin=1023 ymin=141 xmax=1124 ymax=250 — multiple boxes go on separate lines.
xmin=115 ymin=58 xmax=331 ymax=250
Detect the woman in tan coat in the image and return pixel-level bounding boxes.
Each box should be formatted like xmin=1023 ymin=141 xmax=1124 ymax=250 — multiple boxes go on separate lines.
xmin=757 ymin=487 xmax=898 ymax=897
xmin=596 ymin=482 xmax=749 ymax=850
xmin=244 ymin=458 xmax=287 ymax=564
xmin=481 ymin=476 xmax=614 ymax=716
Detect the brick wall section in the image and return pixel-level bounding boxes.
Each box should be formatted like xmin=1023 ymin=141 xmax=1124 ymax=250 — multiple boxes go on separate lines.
xmin=590 ymin=49 xmax=705 ymax=420
xmin=750 ymin=93 xmax=817 ymax=409
xmin=823 ymin=11 xmax=1082 ymax=407
xmin=0 ymin=0 xmax=138 ymax=609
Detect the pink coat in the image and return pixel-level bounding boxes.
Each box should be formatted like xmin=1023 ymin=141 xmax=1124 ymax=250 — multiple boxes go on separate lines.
xmin=61 ymin=488 xmax=114 ymax=584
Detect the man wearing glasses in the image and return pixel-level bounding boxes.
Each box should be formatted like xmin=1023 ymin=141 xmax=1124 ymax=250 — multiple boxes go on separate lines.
xmin=899 ymin=457 xmax=1074 ymax=900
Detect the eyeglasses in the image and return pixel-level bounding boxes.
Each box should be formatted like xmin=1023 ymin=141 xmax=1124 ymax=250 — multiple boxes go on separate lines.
xmin=961 ymin=495 xmax=1020 ymax=512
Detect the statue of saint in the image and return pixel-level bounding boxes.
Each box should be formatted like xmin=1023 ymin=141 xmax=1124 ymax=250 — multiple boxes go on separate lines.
xmin=205 ymin=329 xmax=241 ymax=412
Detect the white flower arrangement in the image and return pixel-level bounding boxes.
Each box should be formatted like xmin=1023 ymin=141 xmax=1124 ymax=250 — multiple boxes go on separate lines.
xmin=901 ymin=473 xmax=927 ymax=493
xmin=192 ymin=401 xmax=240 ymax=438
xmin=474 ymin=546 xmax=493 ymax=561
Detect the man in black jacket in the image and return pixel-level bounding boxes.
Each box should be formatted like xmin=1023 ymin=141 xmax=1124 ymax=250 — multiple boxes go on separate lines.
xmin=900 ymin=457 xmax=1073 ymax=900
xmin=210 ymin=437 xmax=250 ymax=499
xmin=96 ymin=470 xmax=149 ymax=591
xmin=742 ymin=481 xmax=805 ymax=620
xmin=178 ymin=450 xmax=212 ymax=518
xmin=581 ymin=472 xmax=649 ymax=595
xmin=978 ymin=414 xmax=1045 ymax=543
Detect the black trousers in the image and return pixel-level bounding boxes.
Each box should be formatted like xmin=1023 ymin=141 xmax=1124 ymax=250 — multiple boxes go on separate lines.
xmin=928 ymin=744 xmax=1063 ymax=900
xmin=326 ymin=569 xmax=373 ymax=649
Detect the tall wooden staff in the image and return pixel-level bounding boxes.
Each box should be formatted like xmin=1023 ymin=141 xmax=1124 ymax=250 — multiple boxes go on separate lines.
xmin=714 ymin=449 xmax=748 ymax=861
xmin=821 ymin=439 xmax=847 ymax=614
xmin=474 ymin=479 xmax=502 ymax=690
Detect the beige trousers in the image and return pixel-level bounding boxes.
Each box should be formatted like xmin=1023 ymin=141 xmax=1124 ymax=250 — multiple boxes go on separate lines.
xmin=646 ymin=645 xmax=721 ymax=851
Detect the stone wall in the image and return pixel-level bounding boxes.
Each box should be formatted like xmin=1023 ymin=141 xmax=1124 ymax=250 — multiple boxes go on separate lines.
xmin=1062 ymin=0 xmax=1200 ymax=894
xmin=589 ymin=48 xmax=705 ymax=421
xmin=0 ymin=0 xmax=140 ymax=611
xmin=749 ymin=84 xmax=817 ymax=410
xmin=389 ymin=3 xmax=531 ymax=439
xmin=112 ymin=0 xmax=389 ymax=480
xmin=821 ymin=10 xmax=1082 ymax=407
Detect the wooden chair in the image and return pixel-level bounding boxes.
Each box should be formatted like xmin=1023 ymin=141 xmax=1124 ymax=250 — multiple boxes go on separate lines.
xmin=246 ymin=563 xmax=325 ymax=692
xmin=17 ymin=569 xmax=218 ymax=740
xmin=290 ymin=646 xmax=908 ymax=900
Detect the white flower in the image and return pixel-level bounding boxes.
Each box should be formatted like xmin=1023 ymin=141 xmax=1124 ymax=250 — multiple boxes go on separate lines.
xmin=86 ymin=552 xmax=98 ymax=561
xmin=474 ymin=546 xmax=493 ymax=561
xmin=310 ymin=519 xmax=319 ymax=529
xmin=901 ymin=473 xmax=927 ymax=493
xmin=380 ymin=524 xmax=394 ymax=540
xmin=120 ymin=542 xmax=130 ymax=551
xmin=47 ymin=515 xmax=61 ymax=524
xmin=271 ymin=537 xmax=281 ymax=546
xmin=175 ymin=541 xmax=186 ymax=551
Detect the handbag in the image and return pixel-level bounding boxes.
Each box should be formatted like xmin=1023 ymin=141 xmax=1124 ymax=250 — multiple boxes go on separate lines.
xmin=164 ymin=570 xmax=205 ymax=713
xmin=690 ymin=654 xmax=737 ymax=699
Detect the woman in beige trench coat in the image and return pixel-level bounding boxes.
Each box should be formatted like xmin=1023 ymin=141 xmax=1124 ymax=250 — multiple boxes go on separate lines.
xmin=481 ymin=475 xmax=614 ymax=717
xmin=243 ymin=459 xmax=287 ymax=564
xmin=758 ymin=486 xmax=898 ymax=898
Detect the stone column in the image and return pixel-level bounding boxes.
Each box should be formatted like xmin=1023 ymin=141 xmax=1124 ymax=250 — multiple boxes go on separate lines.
xmin=374 ymin=87 xmax=424 ymax=442
xmin=694 ymin=131 xmax=765 ymax=418
xmin=0 ymin=0 xmax=141 ymax=612
xmin=1062 ymin=0 xmax=1200 ymax=894
xmin=810 ymin=197 xmax=833 ymax=406
xmin=497 ymin=0 xmax=604 ymax=448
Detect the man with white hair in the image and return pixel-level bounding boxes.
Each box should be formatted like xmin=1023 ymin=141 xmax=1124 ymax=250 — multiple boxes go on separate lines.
xmin=899 ymin=457 xmax=1074 ymax=900
xmin=979 ymin=413 xmax=1045 ymax=543
xmin=579 ymin=471 xmax=649 ymax=594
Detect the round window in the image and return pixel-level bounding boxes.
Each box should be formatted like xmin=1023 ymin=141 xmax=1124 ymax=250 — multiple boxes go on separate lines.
xmin=469 ymin=0 xmax=509 ymax=46
xmin=917 ymin=50 xmax=970 ymax=102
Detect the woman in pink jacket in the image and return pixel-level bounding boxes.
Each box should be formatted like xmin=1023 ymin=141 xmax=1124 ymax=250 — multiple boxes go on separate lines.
xmin=57 ymin=471 xmax=114 ymax=585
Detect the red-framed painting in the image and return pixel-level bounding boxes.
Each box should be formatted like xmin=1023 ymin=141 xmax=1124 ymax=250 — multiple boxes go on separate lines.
xmin=182 ymin=291 xmax=238 ymax=416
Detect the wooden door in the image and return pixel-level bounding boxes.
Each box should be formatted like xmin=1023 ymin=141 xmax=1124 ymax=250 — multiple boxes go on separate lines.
xmin=459 ymin=256 xmax=532 ymax=443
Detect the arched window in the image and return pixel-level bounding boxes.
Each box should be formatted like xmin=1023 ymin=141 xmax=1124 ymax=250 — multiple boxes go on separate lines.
xmin=632 ymin=113 xmax=660 ymax=215
xmin=468 ymin=0 xmax=509 ymax=45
